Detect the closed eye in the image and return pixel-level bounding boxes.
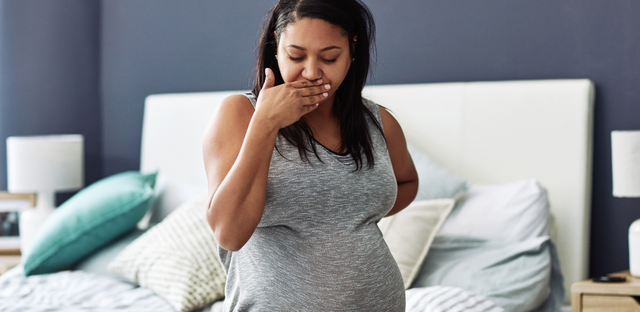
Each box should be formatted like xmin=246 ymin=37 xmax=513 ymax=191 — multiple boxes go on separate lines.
xmin=287 ymin=54 xmax=338 ymax=64
xmin=288 ymin=55 xmax=303 ymax=62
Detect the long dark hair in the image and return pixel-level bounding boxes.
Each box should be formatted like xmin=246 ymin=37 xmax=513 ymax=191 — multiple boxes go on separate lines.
xmin=252 ymin=0 xmax=382 ymax=171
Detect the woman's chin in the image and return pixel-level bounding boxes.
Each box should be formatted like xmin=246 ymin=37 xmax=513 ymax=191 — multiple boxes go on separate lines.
xmin=316 ymin=97 xmax=332 ymax=108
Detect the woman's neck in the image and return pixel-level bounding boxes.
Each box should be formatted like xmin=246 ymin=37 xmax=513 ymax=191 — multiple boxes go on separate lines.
xmin=303 ymin=93 xmax=335 ymax=124
xmin=303 ymin=97 xmax=344 ymax=153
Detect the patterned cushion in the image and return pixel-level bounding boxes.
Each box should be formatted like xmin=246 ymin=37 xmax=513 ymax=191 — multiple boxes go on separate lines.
xmin=108 ymin=193 xmax=225 ymax=312
xmin=378 ymin=199 xmax=455 ymax=289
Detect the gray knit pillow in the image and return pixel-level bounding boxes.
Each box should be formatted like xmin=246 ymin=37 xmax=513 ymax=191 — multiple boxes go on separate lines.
xmin=108 ymin=193 xmax=224 ymax=312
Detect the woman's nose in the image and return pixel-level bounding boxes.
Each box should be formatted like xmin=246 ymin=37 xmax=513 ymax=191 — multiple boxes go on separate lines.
xmin=302 ymin=59 xmax=322 ymax=81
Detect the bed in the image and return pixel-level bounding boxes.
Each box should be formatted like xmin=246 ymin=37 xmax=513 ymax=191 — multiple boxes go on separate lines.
xmin=0 ymin=79 xmax=594 ymax=312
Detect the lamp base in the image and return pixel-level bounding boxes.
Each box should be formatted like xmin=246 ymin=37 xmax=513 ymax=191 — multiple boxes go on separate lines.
xmin=19 ymin=191 xmax=56 ymax=256
xmin=19 ymin=209 xmax=53 ymax=256
xmin=629 ymin=219 xmax=640 ymax=276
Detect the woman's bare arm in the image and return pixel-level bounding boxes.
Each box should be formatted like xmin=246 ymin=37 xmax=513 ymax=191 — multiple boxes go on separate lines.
xmin=203 ymin=69 xmax=329 ymax=251
xmin=378 ymin=106 xmax=418 ymax=216
xmin=203 ymin=94 xmax=276 ymax=252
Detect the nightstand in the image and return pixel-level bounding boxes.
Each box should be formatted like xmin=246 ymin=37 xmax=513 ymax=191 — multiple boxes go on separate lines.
xmin=0 ymin=191 xmax=35 ymax=272
xmin=572 ymin=271 xmax=640 ymax=311
xmin=0 ymin=253 xmax=21 ymax=275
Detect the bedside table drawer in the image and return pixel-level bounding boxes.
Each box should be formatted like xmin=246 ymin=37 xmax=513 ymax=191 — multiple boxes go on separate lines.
xmin=583 ymin=294 xmax=640 ymax=312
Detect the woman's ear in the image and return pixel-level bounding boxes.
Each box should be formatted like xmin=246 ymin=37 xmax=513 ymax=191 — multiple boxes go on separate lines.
xmin=273 ymin=31 xmax=279 ymax=60
xmin=350 ymin=36 xmax=357 ymax=53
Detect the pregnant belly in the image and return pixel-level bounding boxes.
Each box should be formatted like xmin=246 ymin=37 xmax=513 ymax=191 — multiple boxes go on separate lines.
xmin=233 ymin=226 xmax=406 ymax=311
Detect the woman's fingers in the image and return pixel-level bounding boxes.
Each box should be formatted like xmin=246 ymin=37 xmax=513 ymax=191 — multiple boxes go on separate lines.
xmin=291 ymin=78 xmax=323 ymax=88
xmin=302 ymin=84 xmax=330 ymax=98
xmin=305 ymin=93 xmax=328 ymax=104
xmin=288 ymin=82 xmax=330 ymax=99
xmin=255 ymin=78 xmax=328 ymax=128
xmin=263 ymin=68 xmax=275 ymax=90
xmin=290 ymin=80 xmax=330 ymax=96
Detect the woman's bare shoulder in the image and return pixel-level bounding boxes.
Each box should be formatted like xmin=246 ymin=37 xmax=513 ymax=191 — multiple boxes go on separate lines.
xmin=217 ymin=94 xmax=255 ymax=118
xmin=376 ymin=105 xmax=402 ymax=138
xmin=211 ymin=94 xmax=255 ymax=128
xmin=203 ymin=94 xmax=254 ymax=148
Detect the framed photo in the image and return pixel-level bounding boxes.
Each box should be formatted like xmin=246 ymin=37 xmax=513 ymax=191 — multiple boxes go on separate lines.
xmin=0 ymin=192 xmax=35 ymax=254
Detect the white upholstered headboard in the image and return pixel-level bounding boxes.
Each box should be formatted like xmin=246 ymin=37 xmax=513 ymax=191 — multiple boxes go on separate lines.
xmin=141 ymin=79 xmax=594 ymax=303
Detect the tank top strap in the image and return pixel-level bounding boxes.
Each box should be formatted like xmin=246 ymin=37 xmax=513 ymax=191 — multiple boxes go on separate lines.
xmin=362 ymin=98 xmax=383 ymax=126
xmin=241 ymin=92 xmax=257 ymax=109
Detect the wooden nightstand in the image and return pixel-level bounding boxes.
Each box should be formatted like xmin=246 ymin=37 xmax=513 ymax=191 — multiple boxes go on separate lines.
xmin=0 ymin=191 xmax=32 ymax=275
xmin=572 ymin=271 xmax=640 ymax=311
xmin=0 ymin=191 xmax=36 ymax=275
xmin=0 ymin=253 xmax=21 ymax=275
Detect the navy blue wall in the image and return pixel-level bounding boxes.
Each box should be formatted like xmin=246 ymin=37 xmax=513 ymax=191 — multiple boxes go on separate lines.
xmin=0 ymin=0 xmax=101 ymax=197
xmin=100 ymin=1 xmax=274 ymax=177
xmin=1 ymin=0 xmax=639 ymax=277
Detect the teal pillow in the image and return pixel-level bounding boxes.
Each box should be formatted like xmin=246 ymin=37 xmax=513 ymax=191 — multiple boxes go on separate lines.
xmin=23 ymin=171 xmax=157 ymax=276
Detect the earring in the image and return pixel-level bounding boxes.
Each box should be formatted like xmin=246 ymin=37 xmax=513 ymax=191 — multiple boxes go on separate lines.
xmin=353 ymin=38 xmax=357 ymax=42
xmin=352 ymin=57 xmax=355 ymax=62
xmin=275 ymin=54 xmax=278 ymax=59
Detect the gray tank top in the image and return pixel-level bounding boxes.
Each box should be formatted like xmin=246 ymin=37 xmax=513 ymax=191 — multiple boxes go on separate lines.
xmin=218 ymin=93 xmax=405 ymax=311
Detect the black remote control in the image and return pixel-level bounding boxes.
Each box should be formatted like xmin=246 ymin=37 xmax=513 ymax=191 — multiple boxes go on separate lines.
xmin=592 ymin=275 xmax=627 ymax=283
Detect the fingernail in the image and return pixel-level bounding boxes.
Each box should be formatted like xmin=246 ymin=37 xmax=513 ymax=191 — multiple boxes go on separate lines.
xmin=322 ymin=92 xmax=328 ymax=98
xmin=316 ymin=79 xmax=323 ymax=84
xmin=324 ymin=84 xmax=331 ymax=90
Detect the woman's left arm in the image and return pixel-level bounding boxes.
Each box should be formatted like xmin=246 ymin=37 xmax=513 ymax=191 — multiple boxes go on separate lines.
xmin=378 ymin=106 xmax=419 ymax=216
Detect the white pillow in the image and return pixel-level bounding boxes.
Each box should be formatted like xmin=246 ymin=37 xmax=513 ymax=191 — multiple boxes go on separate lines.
xmin=437 ymin=179 xmax=552 ymax=241
xmin=407 ymin=144 xmax=469 ymax=200
xmin=108 ymin=192 xmax=225 ymax=312
xmin=137 ymin=173 xmax=207 ymax=229
xmin=378 ymin=199 xmax=455 ymax=289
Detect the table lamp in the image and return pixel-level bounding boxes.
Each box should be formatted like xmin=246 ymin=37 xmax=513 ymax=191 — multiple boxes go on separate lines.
xmin=611 ymin=130 xmax=640 ymax=276
xmin=6 ymin=134 xmax=84 ymax=254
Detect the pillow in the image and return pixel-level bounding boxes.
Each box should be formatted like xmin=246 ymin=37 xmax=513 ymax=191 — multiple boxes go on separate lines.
xmin=437 ymin=179 xmax=552 ymax=241
xmin=407 ymin=143 xmax=469 ymax=200
xmin=411 ymin=235 xmax=563 ymax=312
xmin=143 ymin=173 xmax=206 ymax=228
xmin=378 ymin=199 xmax=455 ymax=289
xmin=22 ymin=171 xmax=157 ymax=276
xmin=108 ymin=192 xmax=225 ymax=312
xmin=73 ymin=228 xmax=146 ymax=277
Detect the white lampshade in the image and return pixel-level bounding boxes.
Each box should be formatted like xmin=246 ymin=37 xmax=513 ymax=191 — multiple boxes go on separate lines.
xmin=7 ymin=134 xmax=84 ymax=198
xmin=612 ymin=130 xmax=640 ymax=198
xmin=6 ymin=134 xmax=84 ymax=254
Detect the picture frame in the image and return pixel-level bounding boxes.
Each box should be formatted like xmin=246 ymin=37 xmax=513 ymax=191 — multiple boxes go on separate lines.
xmin=0 ymin=192 xmax=36 ymax=255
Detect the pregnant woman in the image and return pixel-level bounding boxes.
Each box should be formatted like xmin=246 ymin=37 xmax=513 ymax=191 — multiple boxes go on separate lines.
xmin=203 ymin=0 xmax=418 ymax=310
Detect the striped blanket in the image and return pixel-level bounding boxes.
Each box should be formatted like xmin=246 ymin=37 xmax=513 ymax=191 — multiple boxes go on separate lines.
xmin=405 ymin=286 xmax=505 ymax=312
xmin=0 ymin=268 xmax=504 ymax=312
